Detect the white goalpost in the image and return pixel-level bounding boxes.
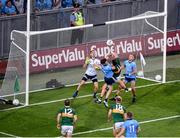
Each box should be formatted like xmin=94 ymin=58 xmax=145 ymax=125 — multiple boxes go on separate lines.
xmin=0 ymin=0 xmax=168 ymax=108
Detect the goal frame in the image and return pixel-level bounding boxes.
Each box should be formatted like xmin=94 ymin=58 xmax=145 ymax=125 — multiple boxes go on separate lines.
xmin=10 ymin=0 xmax=168 ymax=106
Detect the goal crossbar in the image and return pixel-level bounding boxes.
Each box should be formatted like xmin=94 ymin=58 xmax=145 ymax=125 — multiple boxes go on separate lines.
xmin=23 ymin=11 xmax=166 ymax=36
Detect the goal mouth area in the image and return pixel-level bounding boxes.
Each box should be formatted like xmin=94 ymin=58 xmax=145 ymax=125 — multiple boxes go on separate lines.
xmin=1 ymin=8 xmax=168 ymax=110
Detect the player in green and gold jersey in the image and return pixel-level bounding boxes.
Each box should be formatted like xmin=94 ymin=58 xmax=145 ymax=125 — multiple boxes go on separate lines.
xmin=56 ymin=99 xmax=77 ymax=137
xmin=108 ymin=96 xmax=126 ymax=137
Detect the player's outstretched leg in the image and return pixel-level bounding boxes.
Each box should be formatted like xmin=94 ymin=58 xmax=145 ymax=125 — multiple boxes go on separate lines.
xmin=92 ymin=81 xmax=98 ymax=99
xmin=95 ymin=83 xmax=107 ymax=104
xmin=103 ymin=85 xmax=113 ymax=108
xmin=72 ymin=80 xmax=85 ymax=98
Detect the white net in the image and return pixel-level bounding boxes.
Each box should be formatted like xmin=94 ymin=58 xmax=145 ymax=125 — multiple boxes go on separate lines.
xmin=0 ymin=32 xmax=26 ymax=106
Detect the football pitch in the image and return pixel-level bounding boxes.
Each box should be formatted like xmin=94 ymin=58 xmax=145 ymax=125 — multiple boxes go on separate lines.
xmin=0 ymin=79 xmax=180 ymax=137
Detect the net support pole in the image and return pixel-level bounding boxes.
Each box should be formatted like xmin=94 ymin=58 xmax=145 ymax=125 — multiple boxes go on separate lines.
xmin=25 ymin=0 xmax=30 ymax=106
xmin=162 ymin=0 xmax=168 ymax=83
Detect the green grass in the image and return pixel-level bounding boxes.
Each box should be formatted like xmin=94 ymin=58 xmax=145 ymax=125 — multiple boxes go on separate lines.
xmin=0 ymin=80 xmax=180 ymax=137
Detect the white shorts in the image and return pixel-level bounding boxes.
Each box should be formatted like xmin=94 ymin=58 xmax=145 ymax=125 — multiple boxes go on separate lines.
xmin=116 ymin=75 xmax=121 ymax=81
xmin=114 ymin=122 xmax=124 ymax=130
xmin=61 ymin=125 xmax=73 ymax=136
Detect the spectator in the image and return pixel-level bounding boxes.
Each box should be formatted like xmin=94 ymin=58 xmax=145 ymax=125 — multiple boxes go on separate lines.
xmin=0 ymin=0 xmax=7 ymax=14
xmin=0 ymin=0 xmax=2 ymax=15
xmin=70 ymin=3 xmax=85 ymax=45
xmin=74 ymin=0 xmax=85 ymax=6
xmin=61 ymin=0 xmax=74 ymax=8
xmin=34 ymin=0 xmax=53 ymax=12
xmin=53 ymin=0 xmax=61 ymax=9
xmin=13 ymin=0 xmax=25 ymax=14
xmin=4 ymin=0 xmax=17 ymax=15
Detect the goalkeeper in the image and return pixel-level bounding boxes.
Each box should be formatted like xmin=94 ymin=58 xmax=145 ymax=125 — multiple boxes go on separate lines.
xmin=72 ymin=49 xmax=100 ymax=100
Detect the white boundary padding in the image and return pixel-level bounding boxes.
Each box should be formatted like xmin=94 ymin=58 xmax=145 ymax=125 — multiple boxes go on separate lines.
xmin=162 ymin=0 xmax=168 ymax=83
xmin=25 ymin=0 xmax=31 ymax=106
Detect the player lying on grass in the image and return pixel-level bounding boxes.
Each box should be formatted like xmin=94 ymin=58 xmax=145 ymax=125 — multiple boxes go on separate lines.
xmin=56 ymin=99 xmax=77 ymax=138
xmin=117 ymin=111 xmax=140 ymax=138
xmin=72 ymin=49 xmax=100 ymax=100
xmin=95 ymin=58 xmax=116 ymax=108
xmin=108 ymin=96 xmax=126 ymax=138
xmin=122 ymin=54 xmax=137 ymax=103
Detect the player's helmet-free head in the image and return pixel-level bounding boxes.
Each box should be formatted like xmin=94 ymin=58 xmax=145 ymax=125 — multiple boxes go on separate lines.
xmin=128 ymin=54 xmax=135 ymax=62
xmin=101 ymin=58 xmax=107 ymax=65
xmin=126 ymin=111 xmax=133 ymax=119
xmin=64 ymin=99 xmax=70 ymax=106
xmin=116 ymin=96 xmax=122 ymax=103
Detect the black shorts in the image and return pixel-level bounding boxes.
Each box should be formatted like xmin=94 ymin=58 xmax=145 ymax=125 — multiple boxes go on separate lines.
xmin=82 ymin=74 xmax=98 ymax=83
xmin=104 ymin=77 xmax=116 ymax=85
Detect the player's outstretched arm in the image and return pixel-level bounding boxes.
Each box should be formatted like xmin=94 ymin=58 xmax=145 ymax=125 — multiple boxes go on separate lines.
xmin=56 ymin=113 xmax=61 ymax=129
xmin=83 ymin=57 xmax=90 ymax=68
xmin=108 ymin=109 xmax=112 ymax=122
xmin=73 ymin=115 xmax=78 ymax=123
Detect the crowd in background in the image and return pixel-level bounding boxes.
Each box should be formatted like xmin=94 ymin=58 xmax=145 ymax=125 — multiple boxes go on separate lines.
xmin=0 ymin=0 xmax=118 ymax=16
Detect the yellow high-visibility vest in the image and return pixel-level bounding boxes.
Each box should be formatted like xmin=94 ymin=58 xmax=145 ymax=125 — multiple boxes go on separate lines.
xmin=74 ymin=11 xmax=84 ymax=26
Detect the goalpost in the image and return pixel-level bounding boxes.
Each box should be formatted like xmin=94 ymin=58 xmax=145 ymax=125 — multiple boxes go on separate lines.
xmin=0 ymin=0 xmax=168 ymax=108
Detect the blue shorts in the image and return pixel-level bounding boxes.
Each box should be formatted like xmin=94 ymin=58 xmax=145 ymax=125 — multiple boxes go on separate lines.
xmin=104 ymin=77 xmax=116 ymax=85
xmin=125 ymin=77 xmax=136 ymax=83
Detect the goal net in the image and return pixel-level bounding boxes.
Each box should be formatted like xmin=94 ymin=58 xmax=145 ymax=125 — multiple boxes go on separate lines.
xmin=1 ymin=3 xmax=172 ymax=107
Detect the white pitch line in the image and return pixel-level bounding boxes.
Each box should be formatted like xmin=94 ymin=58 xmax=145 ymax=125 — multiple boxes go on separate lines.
xmin=73 ymin=115 xmax=180 ymax=136
xmin=1 ymin=79 xmax=180 ymax=111
xmin=0 ymin=131 xmax=19 ymax=137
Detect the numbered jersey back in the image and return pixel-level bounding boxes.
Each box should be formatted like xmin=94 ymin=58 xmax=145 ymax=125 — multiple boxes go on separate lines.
xmin=111 ymin=103 xmax=126 ymax=123
xmin=59 ymin=107 xmax=76 ymax=126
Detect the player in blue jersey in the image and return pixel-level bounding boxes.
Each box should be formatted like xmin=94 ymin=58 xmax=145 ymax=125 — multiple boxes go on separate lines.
xmin=117 ymin=112 xmax=140 ymax=138
xmin=122 ymin=54 xmax=137 ymax=103
xmin=95 ymin=58 xmax=116 ymax=108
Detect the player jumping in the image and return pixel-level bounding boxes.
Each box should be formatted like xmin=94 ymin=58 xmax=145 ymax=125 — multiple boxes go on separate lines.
xmin=108 ymin=96 xmax=126 ymax=138
xmin=95 ymin=58 xmax=116 ymax=108
xmin=72 ymin=49 xmax=100 ymax=100
xmin=56 ymin=99 xmax=77 ymax=138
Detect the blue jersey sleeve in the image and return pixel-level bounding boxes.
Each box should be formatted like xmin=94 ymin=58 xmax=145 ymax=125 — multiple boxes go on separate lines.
xmin=132 ymin=62 xmax=137 ymax=71
xmin=123 ymin=60 xmax=127 ymax=68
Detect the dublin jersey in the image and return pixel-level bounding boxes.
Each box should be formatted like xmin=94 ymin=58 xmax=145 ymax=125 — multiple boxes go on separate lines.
xmin=123 ymin=119 xmax=139 ymax=138
xmin=110 ymin=103 xmax=126 ymax=123
xmin=101 ymin=64 xmax=114 ymax=78
xmin=124 ymin=60 xmax=137 ymax=79
xmin=85 ymin=58 xmax=100 ymax=76
xmin=58 ymin=107 xmax=76 ymax=126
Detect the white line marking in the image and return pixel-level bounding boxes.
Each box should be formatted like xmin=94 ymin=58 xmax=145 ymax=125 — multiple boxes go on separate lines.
xmin=0 ymin=131 xmax=19 ymax=137
xmin=73 ymin=115 xmax=180 ymax=136
xmin=0 ymin=83 xmax=159 ymax=111
xmin=1 ymin=79 xmax=180 ymax=111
